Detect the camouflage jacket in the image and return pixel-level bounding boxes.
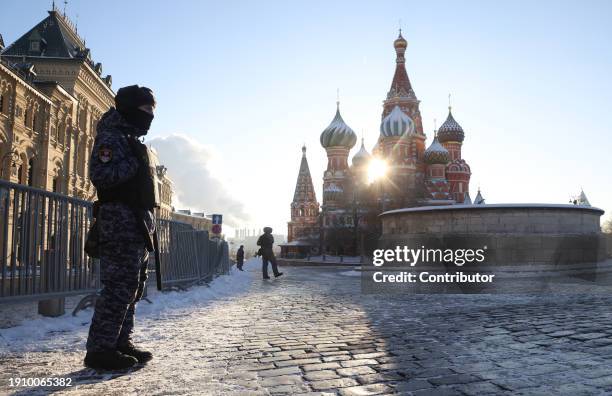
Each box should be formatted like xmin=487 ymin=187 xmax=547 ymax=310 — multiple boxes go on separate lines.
xmin=90 ymin=108 xmax=155 ymax=245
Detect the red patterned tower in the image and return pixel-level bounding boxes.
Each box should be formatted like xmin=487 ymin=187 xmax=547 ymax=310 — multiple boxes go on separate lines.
xmin=424 ymin=133 xmax=452 ymax=202
xmin=282 ymin=146 xmax=320 ymax=258
xmin=438 ymin=107 xmax=471 ymax=203
xmin=375 ymin=31 xmax=427 ymax=207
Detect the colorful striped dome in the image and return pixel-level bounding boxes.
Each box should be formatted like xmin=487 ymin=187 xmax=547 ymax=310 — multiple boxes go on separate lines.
xmin=438 ymin=108 xmax=464 ymax=143
xmin=424 ymin=135 xmax=450 ymax=164
xmin=380 ymin=105 xmax=415 ymax=138
xmin=320 ymin=103 xmax=357 ymax=149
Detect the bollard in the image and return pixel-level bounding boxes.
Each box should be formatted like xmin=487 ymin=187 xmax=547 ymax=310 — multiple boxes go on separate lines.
xmin=38 ymin=298 xmax=65 ymax=317
xmin=39 ymin=248 xmax=66 ymax=316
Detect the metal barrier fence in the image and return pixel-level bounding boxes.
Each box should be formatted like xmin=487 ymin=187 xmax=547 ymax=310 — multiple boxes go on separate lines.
xmin=152 ymin=219 xmax=230 ymax=289
xmin=0 ymin=179 xmax=97 ymax=303
xmin=0 ymin=180 xmax=231 ymax=314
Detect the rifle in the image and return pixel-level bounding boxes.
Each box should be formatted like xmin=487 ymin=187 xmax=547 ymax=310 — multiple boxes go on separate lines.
xmin=153 ymin=229 xmax=162 ymax=291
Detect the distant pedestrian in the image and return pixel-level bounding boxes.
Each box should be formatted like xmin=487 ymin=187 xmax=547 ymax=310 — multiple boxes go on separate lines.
xmin=257 ymin=227 xmax=283 ymax=280
xmin=236 ymin=245 xmax=245 ymax=271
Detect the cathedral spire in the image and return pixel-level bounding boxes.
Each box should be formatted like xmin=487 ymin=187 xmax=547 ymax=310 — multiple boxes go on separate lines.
xmin=292 ymin=145 xmax=317 ymax=204
xmin=387 ymin=30 xmax=415 ymax=100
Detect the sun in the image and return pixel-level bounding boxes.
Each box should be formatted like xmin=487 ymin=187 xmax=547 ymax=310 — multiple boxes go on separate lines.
xmin=367 ymin=158 xmax=388 ymax=184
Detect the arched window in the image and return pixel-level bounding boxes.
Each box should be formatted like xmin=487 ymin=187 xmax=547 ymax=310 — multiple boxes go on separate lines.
xmin=17 ymin=163 xmax=24 ymax=184
xmin=299 ymin=208 xmax=304 ymax=217
xmin=27 ymin=158 xmax=34 ymax=186
xmin=24 ymin=109 xmax=29 ymax=126
xmin=0 ymin=94 xmax=4 ymax=114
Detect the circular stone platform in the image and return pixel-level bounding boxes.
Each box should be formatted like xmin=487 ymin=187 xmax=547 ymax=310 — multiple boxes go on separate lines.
xmin=379 ymin=204 xmax=608 ymax=265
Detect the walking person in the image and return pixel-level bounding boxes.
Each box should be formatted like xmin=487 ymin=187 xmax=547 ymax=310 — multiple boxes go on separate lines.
xmin=236 ymin=245 xmax=245 ymax=271
xmin=84 ymin=85 xmax=157 ymax=370
xmin=257 ymin=227 xmax=283 ymax=280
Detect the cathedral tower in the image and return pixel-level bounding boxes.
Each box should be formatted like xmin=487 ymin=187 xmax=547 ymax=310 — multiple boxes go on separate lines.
xmin=320 ymin=102 xmax=357 ymax=210
xmin=424 ymin=133 xmax=452 ymax=202
xmin=286 ymin=146 xmax=320 ymax=245
xmin=382 ymin=31 xmax=426 ymax=165
xmin=439 ymin=107 xmax=471 ymax=203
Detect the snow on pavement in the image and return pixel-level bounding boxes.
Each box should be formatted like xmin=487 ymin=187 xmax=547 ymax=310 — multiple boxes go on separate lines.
xmin=0 ymin=261 xmax=254 ymax=354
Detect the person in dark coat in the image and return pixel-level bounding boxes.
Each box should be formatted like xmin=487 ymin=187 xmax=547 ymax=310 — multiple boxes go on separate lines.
xmin=236 ymin=245 xmax=245 ymax=271
xmin=256 ymin=227 xmax=283 ymax=280
xmin=85 ymin=85 xmax=157 ymax=370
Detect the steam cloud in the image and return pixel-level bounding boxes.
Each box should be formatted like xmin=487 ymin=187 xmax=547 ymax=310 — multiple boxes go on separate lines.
xmin=148 ymin=134 xmax=249 ymax=227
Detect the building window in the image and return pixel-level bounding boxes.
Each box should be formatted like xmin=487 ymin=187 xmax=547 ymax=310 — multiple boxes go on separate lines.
xmin=17 ymin=164 xmax=24 ymax=184
xmin=30 ymin=41 xmax=40 ymax=52
xmin=27 ymin=158 xmax=34 ymax=186
xmin=52 ymin=177 xmax=58 ymax=192
xmin=0 ymin=94 xmax=4 ymax=114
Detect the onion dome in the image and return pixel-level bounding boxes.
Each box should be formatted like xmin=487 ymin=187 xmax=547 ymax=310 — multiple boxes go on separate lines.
xmin=437 ymin=107 xmax=464 ymax=143
xmin=380 ymin=105 xmax=415 ymax=138
xmin=394 ymin=30 xmax=407 ymax=50
xmin=352 ymin=138 xmax=371 ymax=166
xmin=424 ymin=134 xmax=450 ymax=164
xmin=320 ymin=102 xmax=357 ymax=149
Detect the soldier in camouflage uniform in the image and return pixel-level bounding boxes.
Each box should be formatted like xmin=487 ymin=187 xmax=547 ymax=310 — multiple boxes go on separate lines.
xmin=85 ymin=85 xmax=157 ymax=370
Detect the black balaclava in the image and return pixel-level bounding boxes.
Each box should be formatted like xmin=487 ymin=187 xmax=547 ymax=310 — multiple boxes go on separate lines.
xmin=115 ymin=85 xmax=156 ymax=135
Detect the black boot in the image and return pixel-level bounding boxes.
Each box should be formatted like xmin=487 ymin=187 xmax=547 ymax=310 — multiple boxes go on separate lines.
xmin=274 ymin=272 xmax=284 ymax=278
xmin=84 ymin=350 xmax=138 ymax=370
xmin=118 ymin=341 xmax=153 ymax=364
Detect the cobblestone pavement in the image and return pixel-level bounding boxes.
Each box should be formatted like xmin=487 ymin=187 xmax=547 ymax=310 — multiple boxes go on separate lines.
xmin=3 ymin=265 xmax=612 ymax=395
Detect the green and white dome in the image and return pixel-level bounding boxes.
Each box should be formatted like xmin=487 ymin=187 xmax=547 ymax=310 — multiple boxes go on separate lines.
xmin=380 ymin=105 xmax=415 ymax=138
xmin=320 ymin=103 xmax=357 ymax=149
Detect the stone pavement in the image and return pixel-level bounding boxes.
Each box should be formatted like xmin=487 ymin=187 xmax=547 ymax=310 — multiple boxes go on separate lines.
xmin=3 ymin=265 xmax=612 ymax=395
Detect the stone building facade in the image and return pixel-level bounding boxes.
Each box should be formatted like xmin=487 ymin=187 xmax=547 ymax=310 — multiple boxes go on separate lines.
xmin=0 ymin=7 xmax=173 ymax=211
xmin=171 ymin=210 xmax=213 ymax=233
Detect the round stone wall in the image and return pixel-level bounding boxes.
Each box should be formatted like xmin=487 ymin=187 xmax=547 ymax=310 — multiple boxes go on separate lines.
xmin=380 ymin=204 xmax=607 ymax=265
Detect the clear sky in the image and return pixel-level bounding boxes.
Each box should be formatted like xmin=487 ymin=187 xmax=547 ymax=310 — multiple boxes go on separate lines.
xmin=2 ymin=0 xmax=611 ymax=234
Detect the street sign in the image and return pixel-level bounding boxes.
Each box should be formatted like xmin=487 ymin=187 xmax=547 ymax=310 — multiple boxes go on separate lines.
xmin=212 ymin=214 xmax=222 ymax=225
xmin=212 ymin=224 xmax=222 ymax=234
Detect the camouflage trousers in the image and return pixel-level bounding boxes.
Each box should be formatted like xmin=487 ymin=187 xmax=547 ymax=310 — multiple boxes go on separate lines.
xmin=86 ymin=240 xmax=148 ymax=352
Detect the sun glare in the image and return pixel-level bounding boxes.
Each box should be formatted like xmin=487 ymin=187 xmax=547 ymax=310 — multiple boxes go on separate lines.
xmin=367 ymin=159 xmax=388 ymax=184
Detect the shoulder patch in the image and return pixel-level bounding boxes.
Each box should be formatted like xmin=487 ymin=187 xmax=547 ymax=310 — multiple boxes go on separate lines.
xmin=99 ymin=147 xmax=113 ymax=163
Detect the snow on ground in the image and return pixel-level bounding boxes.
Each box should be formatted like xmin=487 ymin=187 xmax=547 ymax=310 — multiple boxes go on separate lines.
xmin=339 ymin=270 xmax=361 ymax=277
xmin=0 ymin=259 xmax=257 ymax=354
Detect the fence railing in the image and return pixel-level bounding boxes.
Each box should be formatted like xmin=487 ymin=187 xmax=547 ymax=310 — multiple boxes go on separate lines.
xmin=0 ymin=179 xmax=97 ymax=303
xmin=0 ymin=179 xmax=231 ymax=313
xmin=152 ymin=219 xmax=230 ymax=288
